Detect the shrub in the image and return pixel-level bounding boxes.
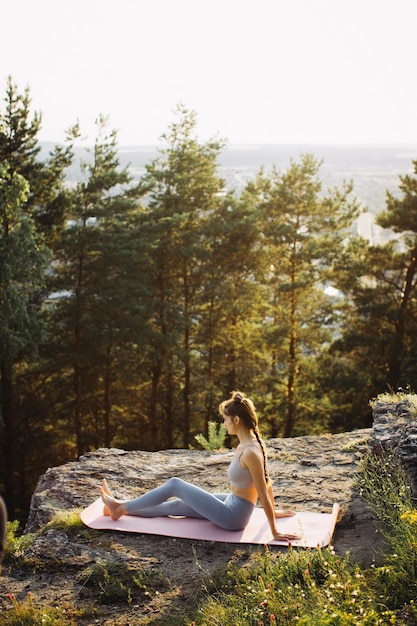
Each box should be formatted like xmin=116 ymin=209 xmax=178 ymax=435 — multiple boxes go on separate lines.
xmin=194 ymin=421 xmax=227 ymax=451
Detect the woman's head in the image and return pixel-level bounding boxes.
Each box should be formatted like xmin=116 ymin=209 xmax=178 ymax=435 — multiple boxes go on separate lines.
xmin=219 ymin=391 xmax=270 ymax=486
xmin=219 ymin=390 xmax=258 ymax=432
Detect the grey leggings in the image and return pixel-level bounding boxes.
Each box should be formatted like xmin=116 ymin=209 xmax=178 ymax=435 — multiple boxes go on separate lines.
xmin=124 ymin=477 xmax=254 ymax=531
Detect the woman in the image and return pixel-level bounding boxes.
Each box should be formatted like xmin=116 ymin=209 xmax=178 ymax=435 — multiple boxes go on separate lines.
xmin=99 ymin=391 xmax=299 ymax=542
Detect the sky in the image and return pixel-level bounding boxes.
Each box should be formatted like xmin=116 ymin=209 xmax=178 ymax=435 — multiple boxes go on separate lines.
xmin=2 ymin=0 xmax=417 ymax=147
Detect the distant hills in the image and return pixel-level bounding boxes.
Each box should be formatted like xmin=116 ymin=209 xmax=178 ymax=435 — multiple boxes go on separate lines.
xmin=41 ymin=142 xmax=417 ymax=218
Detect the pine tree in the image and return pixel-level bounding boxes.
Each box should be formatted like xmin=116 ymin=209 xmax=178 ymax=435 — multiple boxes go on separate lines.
xmin=247 ymin=154 xmax=359 ymax=436
xmin=49 ymin=116 xmax=148 ymax=455
xmin=0 ymin=76 xmax=73 ymax=242
xmin=139 ymin=105 xmax=229 ymax=448
xmin=376 ymin=159 xmax=417 ymax=388
xmin=0 ymin=164 xmax=50 ymax=516
xmin=0 ymin=77 xmax=71 ymax=516
xmin=331 ymin=158 xmax=417 ymax=398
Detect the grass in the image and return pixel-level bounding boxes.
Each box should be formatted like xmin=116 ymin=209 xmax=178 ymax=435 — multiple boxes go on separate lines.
xmin=0 ymin=593 xmax=88 ymax=625
xmin=76 ymin=557 xmax=168 ymax=605
xmin=369 ymin=388 xmax=417 ymax=417
xmin=45 ymin=509 xmax=85 ymax=533
xmin=190 ymin=548 xmax=401 ymax=625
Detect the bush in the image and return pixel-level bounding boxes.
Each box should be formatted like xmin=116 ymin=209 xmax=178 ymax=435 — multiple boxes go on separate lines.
xmin=194 ymin=421 xmax=227 ymax=451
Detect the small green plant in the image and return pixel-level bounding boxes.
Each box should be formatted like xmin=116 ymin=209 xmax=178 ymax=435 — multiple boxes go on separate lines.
xmin=3 ymin=520 xmax=34 ymax=564
xmin=77 ymin=559 xmax=134 ymax=604
xmin=195 ymin=421 xmax=227 ymax=452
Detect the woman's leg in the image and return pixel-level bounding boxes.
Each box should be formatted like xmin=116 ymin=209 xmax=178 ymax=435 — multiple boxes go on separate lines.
xmin=134 ymin=491 xmax=229 ymax=519
xmin=100 ymin=478 xmax=253 ymax=531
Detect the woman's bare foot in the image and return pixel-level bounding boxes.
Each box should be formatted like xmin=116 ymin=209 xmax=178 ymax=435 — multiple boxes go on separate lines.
xmin=275 ymin=509 xmax=296 ymax=518
xmin=99 ymin=479 xmax=115 ymax=516
xmin=98 ymin=481 xmax=127 ymax=520
xmin=101 ymin=479 xmax=114 ymax=497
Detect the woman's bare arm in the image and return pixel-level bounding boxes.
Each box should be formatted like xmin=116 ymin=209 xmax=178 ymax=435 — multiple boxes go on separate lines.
xmin=243 ymin=449 xmax=299 ymax=541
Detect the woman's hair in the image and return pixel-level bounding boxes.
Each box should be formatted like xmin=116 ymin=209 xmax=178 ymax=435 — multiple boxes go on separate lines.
xmin=219 ymin=391 xmax=271 ymax=486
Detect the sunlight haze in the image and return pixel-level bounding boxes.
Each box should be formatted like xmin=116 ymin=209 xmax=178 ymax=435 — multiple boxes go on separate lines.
xmin=2 ymin=0 xmax=417 ymax=146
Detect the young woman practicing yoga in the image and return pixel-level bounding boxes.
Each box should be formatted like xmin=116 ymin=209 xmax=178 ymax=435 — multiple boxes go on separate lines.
xmin=99 ymin=391 xmax=299 ymax=542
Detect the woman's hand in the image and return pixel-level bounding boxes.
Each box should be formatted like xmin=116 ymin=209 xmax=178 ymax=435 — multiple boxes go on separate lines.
xmin=274 ymin=509 xmax=296 ymax=518
xmin=273 ymin=509 xmax=300 ymax=541
xmin=273 ymin=530 xmax=301 ymax=542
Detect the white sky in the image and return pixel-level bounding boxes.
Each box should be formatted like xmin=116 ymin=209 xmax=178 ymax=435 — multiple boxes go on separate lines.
xmin=2 ymin=0 xmax=417 ymax=146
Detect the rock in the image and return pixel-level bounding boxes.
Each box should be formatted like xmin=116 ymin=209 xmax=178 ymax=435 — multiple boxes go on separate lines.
xmin=369 ymin=397 xmax=417 ymax=495
xmin=24 ymin=429 xmax=376 ymax=563
xmin=27 ymin=433 xmax=372 ymax=532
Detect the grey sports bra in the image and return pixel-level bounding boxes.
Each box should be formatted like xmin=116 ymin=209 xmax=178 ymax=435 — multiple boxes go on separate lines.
xmin=227 ymin=444 xmax=258 ymax=489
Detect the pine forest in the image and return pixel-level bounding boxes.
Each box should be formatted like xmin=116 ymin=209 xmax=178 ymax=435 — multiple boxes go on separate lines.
xmin=2 ymin=78 xmax=417 ymax=521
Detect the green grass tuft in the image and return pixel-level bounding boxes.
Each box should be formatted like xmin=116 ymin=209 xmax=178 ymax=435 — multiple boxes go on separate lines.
xmin=0 ymin=592 xmax=86 ymax=625
xmin=76 ymin=557 xmax=167 ymax=605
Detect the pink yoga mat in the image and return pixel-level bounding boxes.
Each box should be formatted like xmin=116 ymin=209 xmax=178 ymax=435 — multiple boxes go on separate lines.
xmin=81 ymin=499 xmax=339 ymax=548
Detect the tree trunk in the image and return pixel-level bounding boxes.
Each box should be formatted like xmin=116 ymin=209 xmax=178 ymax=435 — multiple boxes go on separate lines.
xmin=73 ymin=249 xmax=85 ymax=456
xmin=165 ymin=370 xmax=174 ymax=449
xmin=283 ymin=262 xmax=297 ymax=437
xmin=103 ymin=345 xmax=112 ymax=448
xmin=183 ymin=325 xmax=191 ymax=449
xmin=1 ymin=363 xmax=15 ymax=517
xmin=149 ymin=364 xmax=162 ymax=450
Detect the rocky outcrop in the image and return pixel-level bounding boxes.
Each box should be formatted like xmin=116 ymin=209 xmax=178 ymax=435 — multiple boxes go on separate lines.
xmin=20 ymin=395 xmax=417 ymax=573
xmin=24 ymin=429 xmax=374 ymax=561
xmin=369 ymin=397 xmax=417 ymax=495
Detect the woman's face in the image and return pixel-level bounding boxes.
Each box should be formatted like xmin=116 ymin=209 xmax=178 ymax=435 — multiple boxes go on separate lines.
xmin=223 ymin=413 xmax=237 ymax=435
